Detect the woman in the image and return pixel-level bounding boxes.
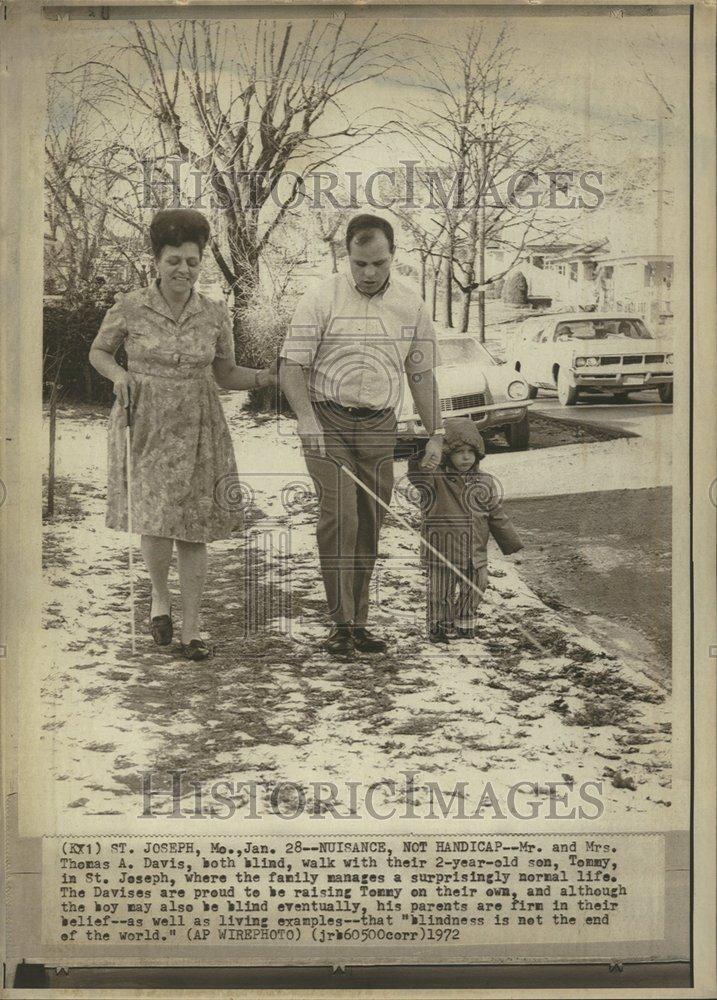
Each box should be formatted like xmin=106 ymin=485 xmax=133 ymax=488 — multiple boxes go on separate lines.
xmin=89 ymin=208 xmax=274 ymax=660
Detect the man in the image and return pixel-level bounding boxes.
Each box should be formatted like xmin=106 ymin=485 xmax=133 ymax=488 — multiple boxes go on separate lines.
xmin=280 ymin=214 xmax=445 ymax=657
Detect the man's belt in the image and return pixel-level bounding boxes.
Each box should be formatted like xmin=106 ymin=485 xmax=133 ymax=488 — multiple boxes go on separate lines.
xmin=314 ymin=400 xmax=393 ymax=419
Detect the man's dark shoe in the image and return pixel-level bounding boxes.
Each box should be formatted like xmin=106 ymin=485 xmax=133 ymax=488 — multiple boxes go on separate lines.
xmin=455 ymin=626 xmax=476 ymax=639
xmin=352 ymin=626 xmax=387 ymax=654
xmin=323 ymin=624 xmax=354 ymax=657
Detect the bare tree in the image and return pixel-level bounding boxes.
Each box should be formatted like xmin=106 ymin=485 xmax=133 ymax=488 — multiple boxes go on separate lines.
xmin=627 ymin=25 xmax=676 ymax=119
xmin=410 ymin=25 xmax=579 ymax=339
xmin=388 ymin=185 xmax=446 ymax=305
xmin=99 ymin=19 xmax=399 ymax=327
xmin=45 ymin=69 xmax=124 ymax=306
xmin=313 ymin=205 xmax=353 ymax=274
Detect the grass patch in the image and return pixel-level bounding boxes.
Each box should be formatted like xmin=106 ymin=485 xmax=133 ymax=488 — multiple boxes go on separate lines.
xmin=564 ymin=663 xmax=664 ymax=704
xmin=565 ymin=696 xmax=633 ymax=727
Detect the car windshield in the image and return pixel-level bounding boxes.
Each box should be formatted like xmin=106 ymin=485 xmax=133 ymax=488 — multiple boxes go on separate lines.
xmin=553 ymin=319 xmax=652 ymax=341
xmin=438 ymin=338 xmax=494 ymax=367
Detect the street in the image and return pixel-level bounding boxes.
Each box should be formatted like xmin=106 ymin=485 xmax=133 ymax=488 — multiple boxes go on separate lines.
xmin=531 ymin=389 xmax=672 ymax=440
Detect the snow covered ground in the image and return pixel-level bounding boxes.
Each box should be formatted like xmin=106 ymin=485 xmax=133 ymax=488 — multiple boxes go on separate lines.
xmin=40 ymin=395 xmax=673 ymax=824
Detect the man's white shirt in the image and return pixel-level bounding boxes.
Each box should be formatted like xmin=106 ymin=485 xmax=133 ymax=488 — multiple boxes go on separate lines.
xmin=279 ymin=270 xmax=438 ymax=412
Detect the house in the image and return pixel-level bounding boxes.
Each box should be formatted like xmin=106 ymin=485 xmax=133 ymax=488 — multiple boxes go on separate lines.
xmin=593 ymin=254 xmax=673 ymax=325
xmin=534 ymin=241 xmax=610 ymax=309
xmin=498 ymin=241 xmax=674 ymax=325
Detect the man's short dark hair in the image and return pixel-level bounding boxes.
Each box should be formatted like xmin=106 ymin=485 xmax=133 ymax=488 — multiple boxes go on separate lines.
xmin=345 ymin=214 xmax=395 ymax=254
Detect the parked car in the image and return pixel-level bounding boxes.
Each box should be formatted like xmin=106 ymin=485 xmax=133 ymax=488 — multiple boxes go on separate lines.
xmin=510 ymin=312 xmax=674 ymax=406
xmin=397 ymin=334 xmax=533 ymax=453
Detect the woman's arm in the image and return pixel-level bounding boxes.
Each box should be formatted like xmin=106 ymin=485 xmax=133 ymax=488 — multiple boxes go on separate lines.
xmin=89 ymin=343 xmax=126 ymax=383
xmin=89 ymin=303 xmax=132 ymax=406
xmin=89 ymin=346 xmax=133 ymax=408
xmin=212 ymin=357 xmax=276 ymax=391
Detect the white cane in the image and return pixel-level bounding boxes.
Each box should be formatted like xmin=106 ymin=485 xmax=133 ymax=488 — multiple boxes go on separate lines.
xmin=125 ymin=387 xmax=137 ymax=655
xmin=339 ymin=463 xmax=548 ymax=656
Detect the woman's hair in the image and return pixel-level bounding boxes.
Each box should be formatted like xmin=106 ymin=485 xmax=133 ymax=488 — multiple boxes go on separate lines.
xmin=149 ymin=209 xmax=211 ymax=258
xmin=345 ymin=214 xmax=395 ymax=254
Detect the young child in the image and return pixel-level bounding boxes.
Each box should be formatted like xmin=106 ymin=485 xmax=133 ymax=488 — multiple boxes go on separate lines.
xmin=407 ymin=417 xmax=523 ymax=643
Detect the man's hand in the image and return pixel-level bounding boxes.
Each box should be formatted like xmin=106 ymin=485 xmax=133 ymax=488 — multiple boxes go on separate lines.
xmin=420 ymin=433 xmax=444 ymax=469
xmin=297 ymin=414 xmax=326 ymax=457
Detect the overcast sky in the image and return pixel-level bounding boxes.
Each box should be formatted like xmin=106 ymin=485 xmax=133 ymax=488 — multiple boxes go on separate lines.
xmin=45 ymin=8 xmax=690 ymax=256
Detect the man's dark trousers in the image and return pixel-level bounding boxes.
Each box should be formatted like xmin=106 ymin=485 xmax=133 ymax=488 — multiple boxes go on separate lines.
xmin=304 ymin=401 xmax=397 ymax=626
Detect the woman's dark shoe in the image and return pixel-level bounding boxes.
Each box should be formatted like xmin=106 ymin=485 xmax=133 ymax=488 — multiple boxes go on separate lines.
xmin=322 ymin=624 xmax=354 ymax=657
xmin=150 ymin=604 xmax=173 ymax=646
xmin=180 ymin=638 xmax=211 ymax=661
xmin=352 ymin=626 xmax=387 ymax=654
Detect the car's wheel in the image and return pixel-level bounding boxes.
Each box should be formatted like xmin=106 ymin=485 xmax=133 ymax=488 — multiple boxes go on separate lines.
xmin=505 ymin=412 xmax=530 ymax=450
xmin=612 ymin=392 xmax=629 ymax=403
xmin=556 ymin=367 xmax=579 ymax=406
xmin=658 ymin=383 xmax=673 ymax=403
xmin=515 ymin=363 xmax=538 ymax=398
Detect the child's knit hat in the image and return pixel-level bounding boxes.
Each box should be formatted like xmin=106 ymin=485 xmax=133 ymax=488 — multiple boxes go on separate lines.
xmin=441 ymin=417 xmax=486 ymax=461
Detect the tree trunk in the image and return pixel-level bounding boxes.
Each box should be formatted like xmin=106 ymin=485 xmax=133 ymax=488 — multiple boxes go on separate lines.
xmin=460 ymin=209 xmax=479 ymax=335
xmin=476 ymin=148 xmax=487 ymax=343
xmin=83 ymin=364 xmax=93 ymax=403
xmin=431 ymin=265 xmax=440 ymax=322
xmin=330 ymin=242 xmax=338 ymax=274
xmin=47 ymin=386 xmax=57 ymax=518
xmin=230 ymin=251 xmax=261 ymax=314
xmin=459 ymin=288 xmax=471 ymax=334
xmin=419 ymin=254 xmax=427 ymax=301
xmin=476 ymin=289 xmax=486 ymax=343
xmin=443 ymin=253 xmax=453 ymax=328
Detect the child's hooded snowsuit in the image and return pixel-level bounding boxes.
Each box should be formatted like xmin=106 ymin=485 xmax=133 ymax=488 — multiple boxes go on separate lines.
xmin=407 ymin=418 xmax=523 ymax=630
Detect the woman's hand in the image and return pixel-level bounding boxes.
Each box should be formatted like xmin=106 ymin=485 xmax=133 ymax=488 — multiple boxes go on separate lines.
xmin=112 ymin=371 xmax=133 ymax=408
xmin=256 ymin=359 xmax=279 ymax=389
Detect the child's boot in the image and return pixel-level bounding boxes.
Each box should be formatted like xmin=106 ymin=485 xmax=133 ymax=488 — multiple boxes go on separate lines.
xmin=429 ymin=624 xmax=450 ymax=644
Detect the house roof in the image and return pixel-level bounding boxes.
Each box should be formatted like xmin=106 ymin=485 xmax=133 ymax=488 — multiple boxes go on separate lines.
xmin=594 ymin=254 xmax=674 ymax=264
xmin=544 ymin=241 xmax=610 ymax=263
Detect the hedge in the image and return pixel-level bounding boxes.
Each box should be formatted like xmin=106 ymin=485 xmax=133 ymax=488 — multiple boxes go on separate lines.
xmin=43 ymin=301 xmax=122 ymax=404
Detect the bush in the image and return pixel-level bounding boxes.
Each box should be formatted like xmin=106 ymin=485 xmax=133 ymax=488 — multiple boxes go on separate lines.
xmin=502 ymin=270 xmax=528 ymax=305
xmin=43 ymin=301 xmax=121 ymax=404
xmin=234 ymin=291 xmax=295 ymax=414
xmin=487 ymin=278 xmax=504 ymax=300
